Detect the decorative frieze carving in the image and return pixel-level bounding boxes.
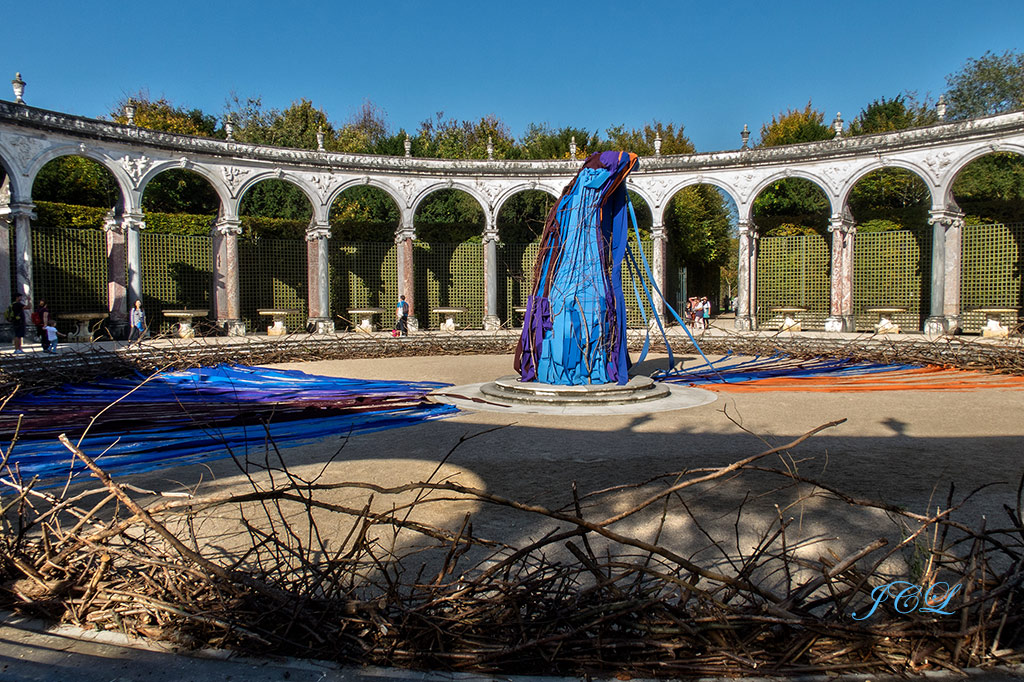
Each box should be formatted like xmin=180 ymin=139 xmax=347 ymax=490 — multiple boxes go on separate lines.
xmin=6 ymin=134 xmax=46 ymax=170
xmin=310 ymin=174 xmax=334 ymax=202
xmin=120 ymin=154 xmax=151 ymax=188
xmin=221 ymin=166 xmax=250 ymax=195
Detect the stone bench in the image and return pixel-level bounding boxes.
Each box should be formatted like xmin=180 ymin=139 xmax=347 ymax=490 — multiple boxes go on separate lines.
xmin=163 ymin=310 xmax=207 ymax=338
xmin=866 ymin=307 xmax=906 ymax=334
xmin=57 ymin=312 xmax=108 ymax=342
xmin=347 ymin=307 xmax=384 ymax=334
xmin=432 ymin=307 xmax=466 ymax=331
xmin=258 ymin=309 xmax=299 ymax=336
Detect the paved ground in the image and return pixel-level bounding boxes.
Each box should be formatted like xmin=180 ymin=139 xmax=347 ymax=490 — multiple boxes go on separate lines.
xmin=2 ymin=344 xmax=1024 ymax=680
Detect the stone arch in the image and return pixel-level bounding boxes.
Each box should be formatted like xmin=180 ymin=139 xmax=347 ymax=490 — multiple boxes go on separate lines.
xmin=235 ymin=171 xmax=319 ymax=217
xmin=410 ymin=181 xmax=489 ymax=233
xmin=136 ymin=160 xmax=232 ymax=216
xmin=624 ymin=183 xmax=656 ymax=221
xmin=26 ymin=145 xmax=132 ymax=210
xmin=0 ymin=149 xmax=24 ymax=202
xmin=750 ymin=170 xmax=838 ymax=218
xmin=942 ymin=144 xmax=1024 ymax=208
xmin=492 ymin=183 xmax=560 ymax=220
xmin=838 ymin=160 xmax=936 ymax=211
xmin=327 ymin=177 xmax=405 ymax=225
xmin=657 ymin=177 xmax=742 ymax=225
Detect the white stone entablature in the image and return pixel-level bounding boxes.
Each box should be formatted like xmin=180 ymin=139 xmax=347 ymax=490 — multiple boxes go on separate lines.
xmin=2 ymin=99 xmax=1024 ymax=334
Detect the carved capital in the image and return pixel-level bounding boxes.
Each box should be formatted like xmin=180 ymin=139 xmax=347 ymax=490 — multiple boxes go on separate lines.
xmin=305 ymin=222 xmax=331 ymax=241
xmin=215 ymin=218 xmax=243 ymax=236
xmin=395 ymin=226 xmax=415 ymax=243
xmin=122 ymin=212 xmax=146 ymax=231
xmin=828 ymin=211 xmax=856 ymax=235
xmin=5 ymin=202 xmax=36 ymax=221
xmin=928 ymin=208 xmax=965 ymax=231
xmin=650 ymin=222 xmax=666 ymax=240
xmin=482 ymin=229 xmax=500 ymax=244
xmin=102 ymin=209 xmax=124 ymax=234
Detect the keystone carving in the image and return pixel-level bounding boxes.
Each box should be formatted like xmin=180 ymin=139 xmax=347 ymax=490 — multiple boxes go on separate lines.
xmin=310 ymin=174 xmax=334 ymax=201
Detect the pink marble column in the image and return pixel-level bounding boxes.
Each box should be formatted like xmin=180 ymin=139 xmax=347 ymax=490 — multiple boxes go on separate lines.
xmin=396 ymin=226 xmax=417 ymax=331
xmin=734 ymin=220 xmax=754 ymax=330
xmin=305 ymin=223 xmax=333 ymax=333
xmin=213 ymin=218 xmax=245 ymax=335
xmin=825 ymin=213 xmax=856 ymax=332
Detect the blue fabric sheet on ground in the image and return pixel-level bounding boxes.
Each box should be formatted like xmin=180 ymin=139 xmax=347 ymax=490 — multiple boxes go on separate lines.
xmin=0 ymin=365 xmax=456 ymax=485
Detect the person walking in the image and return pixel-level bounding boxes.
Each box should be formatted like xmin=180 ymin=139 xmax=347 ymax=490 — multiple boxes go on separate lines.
xmin=9 ymin=293 xmax=26 ymax=353
xmin=395 ymin=295 xmax=410 ymax=337
xmin=33 ymin=298 xmax=50 ymax=352
xmin=701 ymin=296 xmax=711 ymax=330
xmin=129 ymin=299 xmax=147 ymax=343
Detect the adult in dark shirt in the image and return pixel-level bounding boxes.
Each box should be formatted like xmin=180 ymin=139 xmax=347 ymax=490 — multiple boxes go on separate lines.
xmin=34 ymin=299 xmax=50 ymax=352
xmin=11 ymin=294 xmax=26 ymax=354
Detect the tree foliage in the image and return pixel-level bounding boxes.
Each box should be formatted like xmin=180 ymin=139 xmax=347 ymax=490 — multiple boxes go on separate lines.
xmin=944 ymin=50 xmax=1024 ymax=120
xmin=33 ymin=156 xmax=119 ymax=207
xmin=757 ymin=103 xmax=832 ymax=147
xmin=846 ymin=95 xmax=937 ymax=136
xmin=240 ymin=179 xmax=312 ymax=222
xmin=847 ymin=169 xmax=929 ymax=230
xmin=604 ymin=121 xmax=695 ymax=155
xmin=952 ymin=153 xmax=1024 ymax=224
xmin=110 ymin=92 xmax=220 ymax=137
xmin=413 ymin=113 xmax=516 ymax=160
xmin=753 ymin=178 xmax=830 ymax=236
xmin=516 ymin=124 xmax=600 ymax=160
xmin=665 ymin=185 xmax=732 ymax=265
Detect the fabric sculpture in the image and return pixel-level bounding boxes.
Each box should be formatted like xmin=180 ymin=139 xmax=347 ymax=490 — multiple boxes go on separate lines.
xmin=515 ymin=151 xmax=639 ymax=386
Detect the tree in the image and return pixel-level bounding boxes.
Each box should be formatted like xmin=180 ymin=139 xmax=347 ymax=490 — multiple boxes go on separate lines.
xmin=752 ymin=178 xmax=830 ymax=236
xmin=846 ymin=95 xmax=937 ymax=136
xmin=110 ymin=92 xmax=219 ymax=137
xmin=944 ymin=50 xmax=1024 ymax=120
xmin=665 ymin=185 xmax=732 ymax=265
xmin=516 ymin=124 xmax=600 ymax=160
xmin=226 ymin=95 xmax=334 ymax=150
xmin=847 ymin=169 xmax=930 ymax=231
xmin=414 ymin=112 xmax=515 ymax=160
xmin=603 ymin=121 xmax=695 ymax=155
xmin=757 ymin=102 xmax=832 ymax=147
xmin=952 ymin=153 xmax=1024 ymax=224
xmin=33 ymin=156 xmax=119 ymax=207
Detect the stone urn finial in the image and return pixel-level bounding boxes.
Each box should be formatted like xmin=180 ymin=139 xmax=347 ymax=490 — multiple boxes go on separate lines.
xmin=936 ymin=95 xmax=947 ymax=121
xmin=404 ymin=134 xmax=412 ymax=158
xmin=654 ymin=134 xmax=662 ymax=156
xmin=741 ymin=124 xmax=750 ymax=150
xmin=11 ymin=72 xmax=25 ymax=104
xmin=316 ymin=126 xmax=325 ymax=151
xmin=833 ymin=112 xmax=844 ymax=138
xmin=224 ymin=116 xmax=234 ymax=140
xmin=569 ymin=135 xmax=577 ymax=160
xmin=124 ymin=100 xmax=135 ymax=125
xmin=487 ymin=135 xmax=494 ymax=160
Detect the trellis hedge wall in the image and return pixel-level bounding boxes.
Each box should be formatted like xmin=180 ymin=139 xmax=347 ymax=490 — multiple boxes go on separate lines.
xmin=961 ymin=223 xmax=1024 ymax=333
xmin=24 ymin=225 xmax=659 ymax=334
xmin=26 ymin=223 xmax=1023 ymax=335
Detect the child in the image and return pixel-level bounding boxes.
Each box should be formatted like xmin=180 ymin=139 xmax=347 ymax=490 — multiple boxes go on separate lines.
xmin=42 ymin=324 xmax=63 ymax=354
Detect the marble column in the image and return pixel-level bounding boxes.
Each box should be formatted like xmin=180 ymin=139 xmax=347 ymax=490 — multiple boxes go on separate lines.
xmin=0 ymin=211 xmax=11 ymax=313
xmin=305 ymin=222 xmax=333 ymax=333
xmin=651 ymin=222 xmax=667 ymax=318
xmin=396 ymin=226 xmax=417 ymax=332
xmin=734 ymin=220 xmax=754 ymax=330
xmin=213 ymin=218 xmax=245 ymax=335
xmin=482 ymin=229 xmax=500 ymax=330
xmin=10 ymin=203 xmax=36 ymax=303
xmin=103 ymin=211 xmax=128 ymax=337
xmin=123 ymin=212 xmax=145 ymax=307
xmin=925 ymin=208 xmax=964 ymax=337
xmin=824 ymin=212 xmax=856 ymax=332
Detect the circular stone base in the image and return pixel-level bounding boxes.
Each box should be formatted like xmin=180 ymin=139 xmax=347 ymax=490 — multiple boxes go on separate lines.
xmin=430 ymin=375 xmax=716 ymax=415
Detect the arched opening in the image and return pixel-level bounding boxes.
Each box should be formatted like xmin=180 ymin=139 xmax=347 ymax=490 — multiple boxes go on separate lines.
xmin=951 ymin=152 xmax=1024 ymax=333
xmin=847 ymin=168 xmax=932 ymax=331
xmin=30 ymin=155 xmax=122 ymax=335
xmin=139 ymin=169 xmax=221 ymax=333
xmin=751 ymin=178 xmax=830 ymax=328
xmin=413 ymin=188 xmax=485 ymax=328
xmin=663 ymin=184 xmax=736 ymax=321
xmin=238 ymin=178 xmax=314 ymax=333
xmin=496 ymin=190 xmax=555 ymax=325
xmin=328 ymin=185 xmax=401 ymax=330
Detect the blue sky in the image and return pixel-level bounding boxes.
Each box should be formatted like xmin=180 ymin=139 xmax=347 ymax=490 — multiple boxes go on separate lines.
xmin=5 ymin=1 xmax=1022 ymax=152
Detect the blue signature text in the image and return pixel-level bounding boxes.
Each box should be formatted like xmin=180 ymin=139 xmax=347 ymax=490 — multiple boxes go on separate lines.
xmin=851 ymin=580 xmax=961 ymax=620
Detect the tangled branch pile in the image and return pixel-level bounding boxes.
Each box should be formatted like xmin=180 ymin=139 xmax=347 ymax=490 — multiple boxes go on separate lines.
xmin=1 ymin=422 xmax=1021 ymax=677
